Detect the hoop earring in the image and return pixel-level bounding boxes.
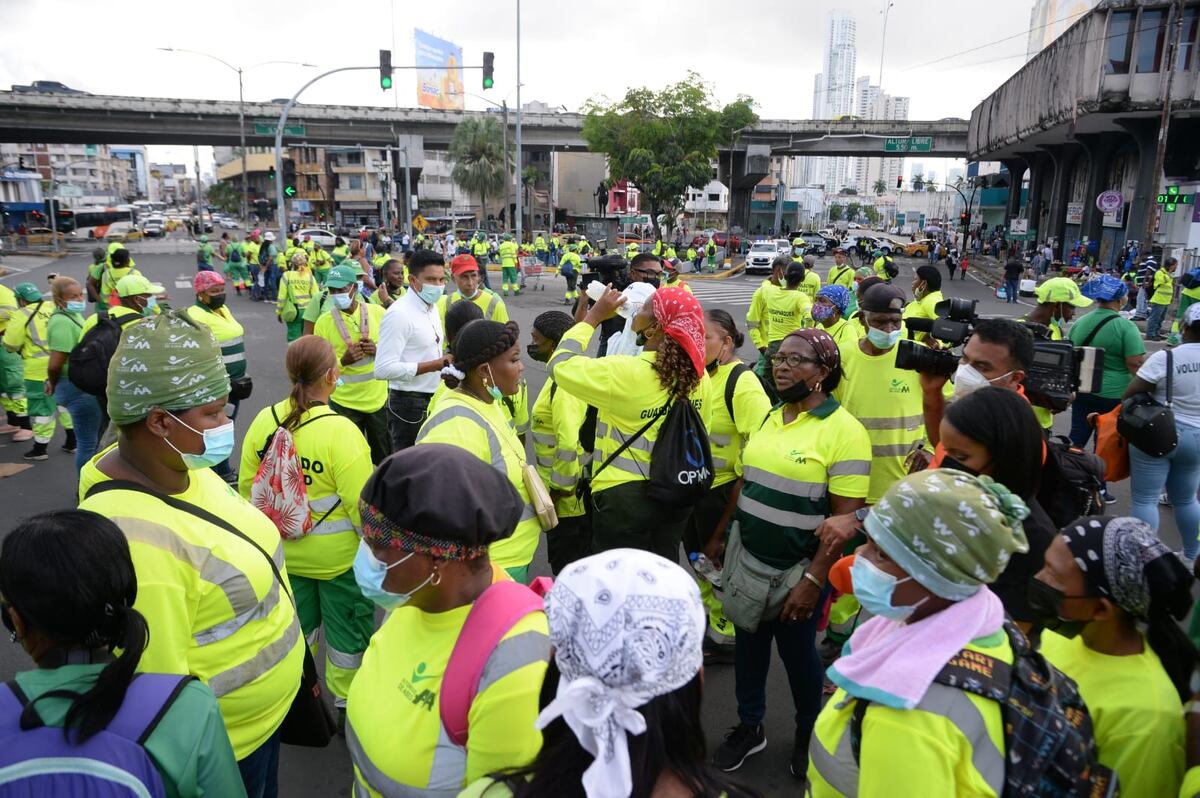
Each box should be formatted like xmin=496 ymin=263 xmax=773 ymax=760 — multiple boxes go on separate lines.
xmin=430 ymin=569 xmax=442 ymax=586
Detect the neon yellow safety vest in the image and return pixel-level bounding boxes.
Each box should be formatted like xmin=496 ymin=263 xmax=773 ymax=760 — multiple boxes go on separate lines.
xmin=238 ymin=402 xmax=372 ymax=580
xmin=78 ymin=464 xmax=304 ymax=759
xmin=498 ymin=241 xmax=518 ymax=267
xmin=439 ymin=290 xmax=509 ymax=326
xmin=548 ymin=321 xmax=712 ymax=494
xmin=0 ymin=284 xmax=17 ymax=335
xmin=2 ymin=301 xmax=53 ymax=381
xmin=827 ymin=263 xmax=855 ymax=290
xmin=278 ymin=270 xmax=318 ymax=317
xmin=185 ymin=304 xmax=246 ymax=380
xmin=534 ymin=236 xmax=547 ymax=252
xmin=706 ymin=362 xmax=772 ymax=487
xmin=746 ymin=280 xmax=778 ymax=350
xmin=312 ymin=300 xmax=387 ymax=413
xmin=414 ymin=391 xmax=542 ymax=570
xmin=530 ymin=377 xmax=588 ymax=518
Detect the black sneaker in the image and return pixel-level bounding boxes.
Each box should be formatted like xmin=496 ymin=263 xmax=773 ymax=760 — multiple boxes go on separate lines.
xmin=23 ymin=443 xmax=48 ymax=461
xmin=790 ymin=733 xmax=810 ymax=779
xmin=62 ymin=430 xmax=77 ymax=454
xmin=713 ymin=723 xmax=766 ymax=772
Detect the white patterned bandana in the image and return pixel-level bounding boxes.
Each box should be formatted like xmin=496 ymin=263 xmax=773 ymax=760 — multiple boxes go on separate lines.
xmin=536 ymin=549 xmax=706 ymax=798
xmin=1061 ymin=516 xmax=1173 ymax=620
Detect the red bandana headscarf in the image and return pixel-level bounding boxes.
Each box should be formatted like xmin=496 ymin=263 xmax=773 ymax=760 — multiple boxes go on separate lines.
xmin=193 ymin=270 xmax=225 ymax=293
xmin=651 ymin=286 xmax=706 ymax=378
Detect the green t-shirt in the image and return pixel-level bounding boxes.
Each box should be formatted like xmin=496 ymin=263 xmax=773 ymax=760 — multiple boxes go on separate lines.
xmin=13 ymin=663 xmax=244 ymax=798
xmin=197 ymin=242 xmax=214 ymax=265
xmin=303 ymin=290 xmax=334 ymax=324
xmin=47 ymin=309 xmax=85 ymax=377
xmin=1068 ymin=308 xmax=1146 ymax=398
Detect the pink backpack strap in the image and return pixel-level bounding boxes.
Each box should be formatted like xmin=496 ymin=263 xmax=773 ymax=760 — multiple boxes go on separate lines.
xmin=440 ymin=579 xmax=549 ymax=748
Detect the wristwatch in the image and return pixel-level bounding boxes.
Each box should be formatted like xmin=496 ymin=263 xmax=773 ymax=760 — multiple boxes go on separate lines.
xmin=854 ymin=506 xmax=870 ymax=524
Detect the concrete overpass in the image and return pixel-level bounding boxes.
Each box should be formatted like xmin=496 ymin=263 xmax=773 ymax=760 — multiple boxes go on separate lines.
xmin=0 ymin=89 xmax=968 ymax=156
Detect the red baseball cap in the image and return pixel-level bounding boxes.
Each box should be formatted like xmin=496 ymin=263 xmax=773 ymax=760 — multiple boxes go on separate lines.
xmin=450 ymin=254 xmax=479 ymax=276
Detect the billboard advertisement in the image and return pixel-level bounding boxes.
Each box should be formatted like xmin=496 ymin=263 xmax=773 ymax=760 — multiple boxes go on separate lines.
xmin=415 ymin=29 xmax=465 ymax=110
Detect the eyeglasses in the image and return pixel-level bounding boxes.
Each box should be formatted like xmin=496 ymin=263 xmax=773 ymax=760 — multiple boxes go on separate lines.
xmin=770 ymin=354 xmax=819 ymax=369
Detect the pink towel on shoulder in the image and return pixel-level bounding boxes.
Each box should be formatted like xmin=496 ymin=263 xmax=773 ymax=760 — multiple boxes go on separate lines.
xmin=827 ymin=587 xmax=1005 ymax=709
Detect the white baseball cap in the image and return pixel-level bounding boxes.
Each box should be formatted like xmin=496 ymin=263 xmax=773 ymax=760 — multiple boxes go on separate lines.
xmin=264 ymin=231 xmax=276 ymax=241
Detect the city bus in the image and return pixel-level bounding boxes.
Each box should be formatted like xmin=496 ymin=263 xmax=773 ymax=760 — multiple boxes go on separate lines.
xmin=63 ymin=206 xmax=135 ymax=239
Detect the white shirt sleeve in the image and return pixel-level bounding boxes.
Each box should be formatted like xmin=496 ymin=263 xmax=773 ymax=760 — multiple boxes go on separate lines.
xmin=1136 ymin=349 xmax=1168 ymax=386
xmin=374 ymin=304 xmax=418 ymax=383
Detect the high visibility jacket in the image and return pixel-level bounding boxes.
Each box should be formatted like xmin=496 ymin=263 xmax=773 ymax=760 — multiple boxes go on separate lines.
xmin=439 ymin=289 xmax=508 ymax=326
xmin=754 ymin=284 xmax=813 ymax=344
xmin=371 ymin=253 xmax=391 ymax=272
xmin=827 ymin=263 xmax=855 ymax=290
xmin=902 ymin=289 xmax=945 ymax=344
xmin=311 ymin=248 xmax=332 ymax=273
xmin=549 ymin=321 xmax=712 ymax=494
xmin=559 ymin=251 xmax=581 ymax=274
xmin=664 ymin=246 xmax=677 ymax=260
xmin=707 ymin=361 xmax=772 ymax=487
xmin=625 ymin=243 xmax=640 ymax=259
xmin=238 ymin=402 xmax=372 ymax=580
xmin=312 ymin=300 xmax=387 ymax=412
xmin=78 ymin=464 xmax=304 ymax=759
xmin=284 ymin=244 xmax=302 ymax=266
xmin=579 ymin=239 xmax=592 ymax=254
xmin=497 ymin=241 xmax=518 ymax=268
xmin=550 ymin=236 xmax=560 ymax=249
xmin=278 ymin=269 xmax=318 ymax=317
xmin=331 ymin=244 xmax=350 ymax=263
xmin=243 ymin=240 xmax=261 ymax=267
xmin=662 ymin=276 xmax=693 ymax=294
xmin=530 ymin=377 xmax=588 ymax=517
xmin=428 ymin=377 xmax=527 ymax=438
xmin=808 ymin=634 xmax=1010 ymax=797
xmin=415 ymin=391 xmax=542 ymax=570
xmin=799 ymin=270 xmax=822 ymax=301
xmin=2 ymin=301 xmax=52 ymax=381
xmin=0 ymin=284 xmax=16 ymax=335
xmin=746 ymin=280 xmax=778 ymax=350
xmin=92 ymin=265 xmax=142 ymax=309
xmin=873 ymin=255 xmax=893 ymax=280
xmin=345 ymin=566 xmax=548 ymax=797
xmin=652 ymin=241 xmax=663 ymax=256
xmin=534 ymin=236 xmax=547 ymax=252
xmin=1153 ymin=268 xmax=1174 ymax=304
xmin=303 ymin=240 xmax=315 ymax=254
xmin=185 ymin=303 xmax=247 ymax=380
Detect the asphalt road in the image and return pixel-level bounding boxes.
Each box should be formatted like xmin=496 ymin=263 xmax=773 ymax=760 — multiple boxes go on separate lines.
xmin=0 ymin=242 xmax=1180 ymax=796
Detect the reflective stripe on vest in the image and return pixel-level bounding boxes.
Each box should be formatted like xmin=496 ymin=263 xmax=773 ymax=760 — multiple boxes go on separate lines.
xmin=709 ymin=433 xmax=733 ymax=448
xmin=347 ymin=721 xmax=461 ymax=798
xmin=856 ymin=414 xmax=923 ymax=431
xmin=531 ymin=431 xmax=556 ymax=447
xmin=415 ymin=405 xmax=535 ymax=523
xmin=194 ymin=579 xmax=282 ymax=647
xmin=742 ymin=465 xmax=828 ymax=501
xmin=327 ymin=646 xmax=363 ymax=671
xmin=308 ymin=493 xmax=356 ymax=536
xmin=207 ymin=613 xmax=301 ymax=697
xmin=341 ymin=367 xmax=378 ymax=384
xmin=737 ymin=492 xmax=825 ymax=531
xmin=810 ymin=686 xmax=1006 ymax=797
xmin=548 ymin=338 xmax=583 ymax=371
xmin=223 ymin=351 xmax=246 ymax=365
xmin=828 ymin=459 xmax=871 ymax=476
xmin=871 ymin=443 xmax=912 ymax=458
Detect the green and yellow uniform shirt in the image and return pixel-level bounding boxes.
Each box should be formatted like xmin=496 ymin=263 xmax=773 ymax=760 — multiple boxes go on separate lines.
xmin=548 ymin=321 xmax=712 ymax=495
xmin=747 ymin=280 xmax=777 ymax=350
xmin=1153 ymin=268 xmax=1174 ymax=305
xmin=809 ymin=633 xmax=1010 ymax=797
xmin=312 ymin=301 xmax=387 ymax=413
xmin=438 ymin=290 xmax=509 ymax=326
xmin=737 ymin=397 xmax=870 ymax=568
xmin=833 ymin=340 xmax=925 ymax=504
xmin=3 ymin=301 xmax=53 ymax=381
xmin=558 ymin=251 xmax=581 ymax=273
xmin=345 ymin=566 xmax=547 ymax=797
xmin=530 ymin=377 xmax=589 ymax=518
xmin=1041 ymin=631 xmax=1185 ymax=798
xmin=799 ymin=270 xmax=822 ymax=302
xmin=78 ymin=464 xmax=304 ymax=759
xmin=821 ymin=317 xmax=858 ymax=351
xmin=239 ymin=402 xmax=372 ymax=580
xmin=902 ymin=290 xmax=945 ymax=345
xmin=331 ymin=244 xmax=350 ymax=264
xmin=243 ymin=240 xmax=261 ymax=268
xmin=827 ymin=263 xmax=855 ymax=291
xmin=498 ymin=241 xmax=519 ymax=267
xmin=185 ymin=304 xmax=246 ymax=380
xmin=277 ymin=269 xmax=318 ymax=317
xmin=707 ymin=362 xmax=772 ymax=488
xmin=415 ymin=391 xmax=542 ymax=570
xmin=46 ymin=307 xmax=85 ymax=378
xmin=14 ymin=663 xmax=244 ymax=798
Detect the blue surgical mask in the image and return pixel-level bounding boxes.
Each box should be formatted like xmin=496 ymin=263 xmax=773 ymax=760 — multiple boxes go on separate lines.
xmin=811 ymin=303 xmax=836 ymax=322
xmin=850 ymin=555 xmax=926 ymax=623
xmin=163 ymin=411 xmax=235 ymax=470
xmin=332 ymin=292 xmax=353 ymax=310
xmin=484 ymin=364 xmax=503 ymax=402
xmin=417 ymin=282 xmax=444 ymax=305
xmin=866 ymin=324 xmax=901 ymax=350
xmin=335 ymin=377 xmax=345 ymax=389
xmin=143 ymin=295 xmax=158 ymax=316
xmin=352 ymin=541 xmax=432 ymax=610
xmin=65 ymin=300 xmax=87 ymax=314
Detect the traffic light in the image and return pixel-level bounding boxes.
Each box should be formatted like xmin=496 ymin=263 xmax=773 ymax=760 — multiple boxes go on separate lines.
xmin=282 ymin=159 xmax=297 ymax=199
xmin=482 ymin=52 xmax=494 ymax=89
xmin=896 ymin=175 xmax=903 ymax=189
xmin=267 ymin=165 xmax=275 ymax=181
xmin=379 ymin=49 xmax=393 ymax=90
xmin=960 ymin=212 xmax=969 ymax=225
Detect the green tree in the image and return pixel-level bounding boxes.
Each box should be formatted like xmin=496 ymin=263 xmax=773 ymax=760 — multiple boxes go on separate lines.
xmin=582 ymin=72 xmax=757 ymax=242
xmin=828 ymin=204 xmax=844 ymax=222
xmin=864 ymin=205 xmax=880 ymax=226
xmin=450 ymin=116 xmax=509 ymax=229
xmin=925 ymin=182 xmax=939 ymax=193
xmin=839 ymin=187 xmax=858 ymax=196
xmin=207 ymin=181 xmax=240 ymax=214
xmin=520 ymin=166 xmax=541 ymax=234
xmin=873 ymin=179 xmax=888 ymax=195
xmin=846 ymin=202 xmax=861 ymax=222
xmin=911 ymin=173 xmax=925 ymax=191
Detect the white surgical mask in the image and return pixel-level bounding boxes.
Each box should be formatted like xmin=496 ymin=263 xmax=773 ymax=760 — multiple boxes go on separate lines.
xmin=952 ymin=363 xmax=1013 ymax=400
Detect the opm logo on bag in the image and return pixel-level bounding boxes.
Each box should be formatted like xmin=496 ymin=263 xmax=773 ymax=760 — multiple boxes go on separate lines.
xmin=677 ymin=429 xmax=713 ymax=486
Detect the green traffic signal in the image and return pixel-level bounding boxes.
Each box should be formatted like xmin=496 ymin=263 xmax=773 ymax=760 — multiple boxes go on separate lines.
xmin=483 ymin=77 xmax=493 ymax=89
xmin=381 ymin=75 xmax=393 ymax=89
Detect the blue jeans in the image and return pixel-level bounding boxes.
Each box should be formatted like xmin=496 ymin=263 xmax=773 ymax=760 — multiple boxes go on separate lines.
xmin=734 ymin=583 xmax=830 ymax=732
xmin=1005 ymin=277 xmax=1019 ymax=303
xmin=264 ymin=264 xmax=280 ymax=298
xmin=1147 ymin=302 xmax=1169 ymax=338
xmin=1130 ymin=420 xmax=1200 ymax=558
xmin=1136 ymin=286 xmax=1149 ymax=317
xmin=54 ymin=380 xmax=101 ymax=472
xmin=1069 ymin=393 xmax=1121 ymax=449
xmin=237 ymin=729 xmax=280 ymax=798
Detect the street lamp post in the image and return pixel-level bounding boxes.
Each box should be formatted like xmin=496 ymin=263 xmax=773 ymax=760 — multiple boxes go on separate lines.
xmin=515 ymin=0 xmax=523 ymax=243
xmin=878 ymin=0 xmax=896 ymax=87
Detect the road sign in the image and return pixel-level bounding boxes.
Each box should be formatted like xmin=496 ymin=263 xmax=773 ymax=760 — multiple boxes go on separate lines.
xmin=412 ymin=214 xmax=428 ymax=232
xmin=84 ymin=144 xmax=97 ymax=157
xmin=1096 ymin=190 xmax=1123 ymax=213
xmin=56 ymin=184 xmax=83 ymax=198
xmin=1009 ymin=218 xmax=1029 ymax=235
xmin=254 ymin=122 xmax=306 ymax=137
xmin=283 ymin=185 xmax=297 ymax=198
xmin=884 ymin=136 xmax=933 ymax=153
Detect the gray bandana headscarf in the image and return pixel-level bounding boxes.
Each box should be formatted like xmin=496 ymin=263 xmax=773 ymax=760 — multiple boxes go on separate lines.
xmin=1061 ymin=516 xmax=1173 ymax=620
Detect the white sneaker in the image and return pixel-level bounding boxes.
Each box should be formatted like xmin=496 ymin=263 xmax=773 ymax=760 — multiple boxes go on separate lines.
xmin=1177 ymin=551 xmax=1196 ymax=572
xmin=1160 ymin=492 xmax=1172 ymax=507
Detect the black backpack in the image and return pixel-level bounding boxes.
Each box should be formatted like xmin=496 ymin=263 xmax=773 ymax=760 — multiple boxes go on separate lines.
xmin=850 ymin=620 xmax=1117 ymax=798
xmin=258 ymin=243 xmax=274 ymax=268
xmin=882 ymin=255 xmax=899 ymax=279
xmin=68 ymin=313 xmax=143 ymax=396
xmin=723 ymin=363 xmax=771 ymax=424
xmin=1036 ymin=435 xmax=1106 ymax=528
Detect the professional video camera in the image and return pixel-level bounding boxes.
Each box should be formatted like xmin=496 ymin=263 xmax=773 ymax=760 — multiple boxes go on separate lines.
xmin=895 ymin=299 xmax=1105 ymax=413
xmin=579 ymin=254 xmax=630 ymax=293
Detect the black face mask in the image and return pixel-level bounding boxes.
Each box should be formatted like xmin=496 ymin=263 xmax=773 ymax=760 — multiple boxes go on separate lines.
xmin=1027 ymin=579 xmax=1089 ymax=639
xmin=706 ymin=359 xmax=720 ymax=375
xmin=941 ymin=455 xmax=978 ymax=476
xmin=526 ymin=343 xmax=549 ymax=363
xmin=642 ymin=276 xmax=661 ymax=289
xmin=206 ymin=294 xmax=227 ymax=311
xmin=776 ymin=377 xmax=813 ymax=404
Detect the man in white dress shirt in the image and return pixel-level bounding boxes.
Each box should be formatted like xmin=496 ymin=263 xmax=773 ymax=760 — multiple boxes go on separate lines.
xmin=374 ymin=249 xmax=450 ymax=451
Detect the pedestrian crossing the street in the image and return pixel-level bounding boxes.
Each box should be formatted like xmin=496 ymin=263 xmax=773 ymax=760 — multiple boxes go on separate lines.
xmin=684 ymin=279 xmax=764 ymax=308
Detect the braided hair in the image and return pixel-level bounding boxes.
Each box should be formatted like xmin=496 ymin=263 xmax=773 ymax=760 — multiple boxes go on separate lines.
xmin=444 ymin=320 xmax=521 ymax=389
xmin=532 ymin=310 xmax=574 ymax=344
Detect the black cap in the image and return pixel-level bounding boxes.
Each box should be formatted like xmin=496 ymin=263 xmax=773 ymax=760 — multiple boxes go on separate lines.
xmin=359 ymin=443 xmax=523 ymax=556
xmin=859 ymin=283 xmax=907 ymax=313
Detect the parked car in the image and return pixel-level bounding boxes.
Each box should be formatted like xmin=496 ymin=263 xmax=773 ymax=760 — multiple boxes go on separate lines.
xmin=104 ymin=222 xmax=143 ymax=242
xmin=141 ymin=219 xmax=164 ymax=237
xmin=745 ymin=241 xmax=780 ymax=275
xmin=23 ymin=228 xmax=67 ymax=245
xmin=296 ymin=227 xmax=338 ymax=247
xmin=901 ymin=238 xmax=936 ymax=257
xmin=773 ymin=238 xmax=792 ymax=256
xmin=800 ymin=233 xmax=827 ymax=254
xmin=220 ymin=218 xmax=243 ymax=230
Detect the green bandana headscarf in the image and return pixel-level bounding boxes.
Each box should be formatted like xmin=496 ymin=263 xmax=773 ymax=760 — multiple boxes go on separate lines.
xmin=864 ymin=470 xmax=1031 ymax=601
xmin=107 ymin=310 xmax=230 ymax=427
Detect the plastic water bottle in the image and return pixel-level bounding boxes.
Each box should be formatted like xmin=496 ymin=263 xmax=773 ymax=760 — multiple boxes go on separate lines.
xmin=689 ymin=552 xmax=723 ymax=589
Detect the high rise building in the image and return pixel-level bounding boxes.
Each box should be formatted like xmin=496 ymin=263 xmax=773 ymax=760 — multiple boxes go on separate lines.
xmin=1026 ymin=0 xmax=1098 ymax=60
xmin=852 ymin=78 xmax=909 ymax=195
xmin=811 ymin=11 xmax=857 ymax=193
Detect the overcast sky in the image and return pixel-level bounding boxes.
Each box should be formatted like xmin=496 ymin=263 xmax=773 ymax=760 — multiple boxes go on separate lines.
xmin=0 ymin=0 xmax=1050 ymax=183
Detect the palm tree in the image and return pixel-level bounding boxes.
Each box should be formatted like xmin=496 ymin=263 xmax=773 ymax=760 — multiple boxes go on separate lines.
xmin=872 ymin=179 xmax=888 ymax=195
xmin=450 ymin=117 xmax=508 ymax=228
xmin=911 ymin=173 xmax=925 ymax=191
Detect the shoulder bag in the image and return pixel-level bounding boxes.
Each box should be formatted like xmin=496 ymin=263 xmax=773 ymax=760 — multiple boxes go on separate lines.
xmin=1118 ymin=349 xmax=1178 ymax=457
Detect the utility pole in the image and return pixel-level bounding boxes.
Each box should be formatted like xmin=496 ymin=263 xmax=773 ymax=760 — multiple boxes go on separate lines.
xmin=1143 ymin=0 xmax=1185 ymax=248
xmin=502 ymin=101 xmax=511 ymax=232
xmin=237 ymin=67 xmax=247 ymax=223
xmin=878 ymin=1 xmax=895 ymax=87
xmin=193 ymin=145 xmax=205 ymax=234
xmin=515 ymin=0 xmax=523 ymax=244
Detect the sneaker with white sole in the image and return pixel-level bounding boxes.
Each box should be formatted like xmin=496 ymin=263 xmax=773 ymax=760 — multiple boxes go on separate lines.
xmin=713 ymin=723 xmax=766 ymax=772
